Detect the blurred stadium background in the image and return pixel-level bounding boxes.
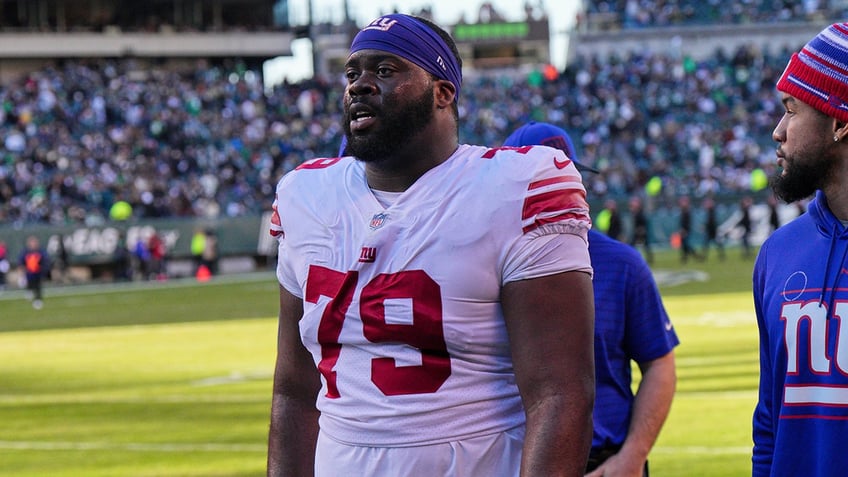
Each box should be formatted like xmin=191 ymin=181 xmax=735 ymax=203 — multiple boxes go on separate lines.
xmin=0 ymin=0 xmax=842 ymax=287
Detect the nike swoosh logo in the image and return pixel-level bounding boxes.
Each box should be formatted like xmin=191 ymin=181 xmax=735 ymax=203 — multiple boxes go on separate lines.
xmin=665 ymin=321 xmax=674 ymax=331
xmin=553 ymin=156 xmax=571 ymax=169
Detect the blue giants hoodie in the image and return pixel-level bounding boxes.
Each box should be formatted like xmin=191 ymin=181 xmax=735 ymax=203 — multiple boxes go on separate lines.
xmin=753 ymin=191 xmax=848 ymax=476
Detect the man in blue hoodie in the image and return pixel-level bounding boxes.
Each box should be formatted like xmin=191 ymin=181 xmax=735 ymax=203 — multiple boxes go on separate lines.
xmin=754 ymin=22 xmax=848 ymax=476
xmin=503 ymin=122 xmax=679 ymax=477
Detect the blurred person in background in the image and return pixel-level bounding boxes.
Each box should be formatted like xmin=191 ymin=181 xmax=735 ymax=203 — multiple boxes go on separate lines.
xmin=628 ymin=195 xmax=654 ymax=264
xmin=200 ymin=228 xmax=218 ymax=276
xmin=18 ymin=235 xmax=50 ymax=309
xmin=677 ymin=195 xmax=704 ymax=263
xmin=53 ymin=234 xmax=70 ymax=284
xmin=132 ymin=237 xmax=150 ymax=281
xmin=190 ymin=227 xmax=207 ymax=275
xmin=767 ymin=193 xmax=781 ymax=233
xmin=737 ymin=196 xmax=754 ymax=259
xmin=596 ymin=198 xmax=624 ymax=242
xmin=701 ymin=196 xmax=725 ymax=261
xmin=504 ymin=121 xmax=678 ymax=477
xmin=147 ymin=231 xmax=167 ymax=281
xmin=112 ymin=232 xmax=132 ymax=282
xmin=0 ymin=240 xmax=9 ymax=291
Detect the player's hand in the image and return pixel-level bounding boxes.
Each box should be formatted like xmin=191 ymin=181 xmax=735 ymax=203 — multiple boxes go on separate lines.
xmin=584 ymin=452 xmax=645 ymax=477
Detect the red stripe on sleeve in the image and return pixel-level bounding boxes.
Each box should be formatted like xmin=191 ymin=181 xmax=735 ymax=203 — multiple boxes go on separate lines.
xmin=522 ymin=188 xmax=587 ymax=221
xmin=521 ymin=177 xmax=589 ymax=234
xmin=523 ymin=212 xmax=589 ymax=234
xmin=528 ymin=175 xmax=578 ymax=191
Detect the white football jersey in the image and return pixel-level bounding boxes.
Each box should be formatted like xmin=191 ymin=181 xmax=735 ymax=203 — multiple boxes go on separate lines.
xmin=271 ymin=144 xmax=591 ymax=446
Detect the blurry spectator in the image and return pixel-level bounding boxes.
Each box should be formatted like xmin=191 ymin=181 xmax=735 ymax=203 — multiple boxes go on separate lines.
xmin=702 ymin=196 xmax=725 ymax=261
xmin=0 ymin=241 xmax=8 ymax=291
xmin=113 ymin=232 xmax=132 ymax=282
xmin=737 ymin=196 xmax=754 ymax=259
xmin=190 ymin=228 xmax=207 ymax=274
xmin=132 ymin=238 xmax=150 ymax=280
xmin=200 ymin=228 xmax=219 ymax=276
xmin=18 ymin=235 xmax=50 ymax=309
xmin=607 ymin=199 xmax=624 ymax=241
xmin=768 ymin=194 xmax=781 ymax=233
xmin=53 ymin=234 xmax=70 ymax=284
xmin=597 ymin=199 xmax=624 ymax=241
xmin=0 ymin=32 xmax=836 ymax=227
xmin=147 ymin=231 xmax=167 ymax=281
xmin=585 ymin=0 xmax=834 ymax=29
xmin=628 ymin=195 xmax=653 ymax=263
xmin=677 ymin=195 xmax=704 ymax=263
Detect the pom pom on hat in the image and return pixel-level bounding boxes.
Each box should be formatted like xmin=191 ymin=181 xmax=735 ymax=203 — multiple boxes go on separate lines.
xmin=777 ymin=23 xmax=848 ymax=123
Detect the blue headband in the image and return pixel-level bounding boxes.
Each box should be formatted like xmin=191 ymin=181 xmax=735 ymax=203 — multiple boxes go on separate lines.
xmin=350 ymin=14 xmax=462 ymax=103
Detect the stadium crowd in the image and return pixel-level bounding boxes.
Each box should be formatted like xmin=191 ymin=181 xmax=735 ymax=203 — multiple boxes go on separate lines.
xmin=0 ymin=34 xmax=810 ymax=226
xmin=584 ymin=0 xmax=844 ymax=29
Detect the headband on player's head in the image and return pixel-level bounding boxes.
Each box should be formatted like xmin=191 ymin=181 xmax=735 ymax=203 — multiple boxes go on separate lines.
xmin=350 ymin=14 xmax=462 ymax=103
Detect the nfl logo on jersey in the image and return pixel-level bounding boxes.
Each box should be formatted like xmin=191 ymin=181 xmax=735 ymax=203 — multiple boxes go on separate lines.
xmin=369 ymin=213 xmax=388 ymax=230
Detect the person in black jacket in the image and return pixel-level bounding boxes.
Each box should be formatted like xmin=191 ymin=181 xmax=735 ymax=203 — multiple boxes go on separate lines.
xmin=702 ymin=196 xmax=725 ymax=261
xmin=677 ymin=196 xmax=703 ymax=264
xmin=628 ymin=195 xmax=653 ymax=264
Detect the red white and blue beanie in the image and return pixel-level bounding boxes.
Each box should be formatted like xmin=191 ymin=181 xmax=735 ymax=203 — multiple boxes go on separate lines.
xmin=777 ymin=23 xmax=848 ymax=122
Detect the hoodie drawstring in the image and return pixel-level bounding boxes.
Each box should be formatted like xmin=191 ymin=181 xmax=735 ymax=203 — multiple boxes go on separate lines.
xmin=820 ymin=223 xmax=848 ymax=316
xmin=819 ymin=227 xmax=836 ymax=307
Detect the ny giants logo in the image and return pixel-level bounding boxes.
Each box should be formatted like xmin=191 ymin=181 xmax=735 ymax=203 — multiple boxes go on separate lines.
xmin=358 ymin=247 xmax=377 ymax=263
xmin=362 ymin=17 xmax=397 ymax=32
xmin=781 ymin=300 xmax=848 ymax=408
xmin=436 ymin=56 xmax=447 ymax=72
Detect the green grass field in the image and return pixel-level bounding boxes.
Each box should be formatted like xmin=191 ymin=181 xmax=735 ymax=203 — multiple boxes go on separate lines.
xmin=0 ymin=247 xmax=760 ymax=476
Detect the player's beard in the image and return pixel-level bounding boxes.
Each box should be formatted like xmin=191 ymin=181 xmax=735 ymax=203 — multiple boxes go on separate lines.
xmin=770 ymin=142 xmax=837 ymax=203
xmin=343 ymin=84 xmax=435 ymax=163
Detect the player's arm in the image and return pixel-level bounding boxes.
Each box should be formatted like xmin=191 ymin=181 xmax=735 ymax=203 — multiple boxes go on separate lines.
xmin=267 ymin=285 xmax=321 ymax=477
xmin=588 ymin=351 xmax=676 ymax=477
xmin=751 ymin=256 xmax=774 ymax=477
xmin=502 ymin=269 xmax=595 ymax=477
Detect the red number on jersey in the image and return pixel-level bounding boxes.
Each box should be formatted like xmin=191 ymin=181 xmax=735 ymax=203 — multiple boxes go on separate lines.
xmin=295 ymin=157 xmax=342 ymax=170
xmin=306 ymin=265 xmax=451 ymax=398
xmin=305 ymin=265 xmax=355 ymax=398
xmin=481 ymin=145 xmax=533 ymax=159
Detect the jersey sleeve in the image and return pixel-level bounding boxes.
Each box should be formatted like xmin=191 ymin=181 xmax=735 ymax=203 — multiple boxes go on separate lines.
xmin=270 ymin=177 xmax=302 ymax=298
xmin=752 ymin=244 xmax=774 ymax=476
xmin=503 ymin=233 xmax=591 ymax=283
xmin=518 ymin=145 xmax=591 ymax=241
xmin=500 ymin=145 xmax=593 ymax=284
xmin=623 ymin=254 xmax=679 ymax=362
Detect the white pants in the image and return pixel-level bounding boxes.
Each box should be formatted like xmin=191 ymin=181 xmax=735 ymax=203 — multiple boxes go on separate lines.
xmin=315 ymin=426 xmax=525 ymax=477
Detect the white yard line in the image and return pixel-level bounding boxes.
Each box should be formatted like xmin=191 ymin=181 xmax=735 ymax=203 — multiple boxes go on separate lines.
xmin=0 ymin=272 xmax=275 ymax=302
xmin=0 ymin=394 xmax=269 ymax=404
xmin=0 ymin=440 xmax=265 ymax=452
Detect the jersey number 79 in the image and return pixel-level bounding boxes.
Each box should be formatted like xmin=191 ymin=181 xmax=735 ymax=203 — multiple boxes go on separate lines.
xmin=306 ymin=265 xmax=452 ymax=398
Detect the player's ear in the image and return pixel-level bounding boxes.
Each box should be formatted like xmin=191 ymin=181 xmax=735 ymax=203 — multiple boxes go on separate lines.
xmin=835 ymin=121 xmax=848 ymax=142
xmin=434 ymin=79 xmax=455 ymax=109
